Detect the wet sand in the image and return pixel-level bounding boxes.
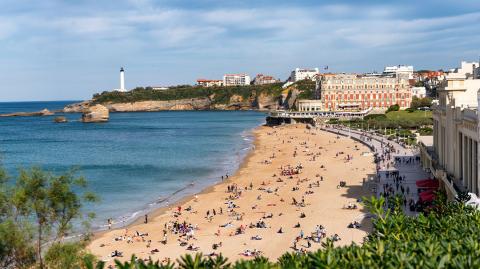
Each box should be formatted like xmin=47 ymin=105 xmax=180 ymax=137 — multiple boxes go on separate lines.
xmin=88 ymin=124 xmax=376 ymax=264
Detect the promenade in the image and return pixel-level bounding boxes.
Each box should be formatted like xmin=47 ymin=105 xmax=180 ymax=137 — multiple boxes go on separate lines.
xmin=320 ymin=125 xmax=430 ymax=215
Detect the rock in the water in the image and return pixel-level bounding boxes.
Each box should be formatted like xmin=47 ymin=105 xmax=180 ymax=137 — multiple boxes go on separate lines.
xmin=81 ymin=104 xmax=109 ymax=123
xmin=40 ymin=109 xmax=54 ymax=116
xmin=54 ymin=116 xmax=68 ymax=123
xmin=0 ymin=108 xmax=54 ymax=117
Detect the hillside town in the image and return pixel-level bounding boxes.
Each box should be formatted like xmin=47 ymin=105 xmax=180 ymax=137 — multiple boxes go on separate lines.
xmin=110 ymin=64 xmax=443 ymax=114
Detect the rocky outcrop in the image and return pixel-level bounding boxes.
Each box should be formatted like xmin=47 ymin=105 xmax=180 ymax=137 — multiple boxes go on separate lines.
xmin=64 ymin=101 xmax=91 ymax=113
xmin=0 ymin=109 xmax=54 ymax=117
xmin=54 ymin=116 xmax=68 ymax=123
xmin=229 ymin=94 xmax=244 ymax=103
xmin=257 ymin=92 xmax=279 ymax=110
xmin=82 ymin=104 xmax=109 ymax=123
xmin=106 ymin=99 xmax=212 ymax=112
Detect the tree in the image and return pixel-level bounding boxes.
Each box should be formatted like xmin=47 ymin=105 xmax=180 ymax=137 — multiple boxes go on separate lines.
xmin=386 ymin=104 xmax=399 ymax=113
xmin=0 ymin=167 xmax=97 ymax=269
xmin=410 ymin=96 xmax=432 ymax=110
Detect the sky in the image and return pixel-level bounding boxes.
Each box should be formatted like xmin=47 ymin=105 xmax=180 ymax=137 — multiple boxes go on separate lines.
xmin=0 ymin=0 xmax=479 ymax=101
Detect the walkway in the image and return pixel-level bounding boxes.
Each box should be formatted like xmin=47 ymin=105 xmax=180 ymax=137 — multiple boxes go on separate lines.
xmin=319 ymin=125 xmax=430 ymax=215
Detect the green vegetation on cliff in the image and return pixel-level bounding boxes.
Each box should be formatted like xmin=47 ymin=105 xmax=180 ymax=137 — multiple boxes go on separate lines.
xmin=92 ymin=83 xmax=284 ymax=105
xmin=293 ymin=80 xmax=317 ymax=99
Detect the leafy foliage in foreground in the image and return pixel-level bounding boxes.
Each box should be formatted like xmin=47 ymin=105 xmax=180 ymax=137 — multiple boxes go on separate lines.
xmin=3 ymin=164 xmax=479 ymax=268
xmin=0 ymin=167 xmax=97 ymax=269
xmin=102 ymin=196 xmax=480 ymax=268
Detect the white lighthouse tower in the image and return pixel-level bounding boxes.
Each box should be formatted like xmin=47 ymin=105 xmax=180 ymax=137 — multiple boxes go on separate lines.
xmin=119 ymin=67 xmax=126 ymax=92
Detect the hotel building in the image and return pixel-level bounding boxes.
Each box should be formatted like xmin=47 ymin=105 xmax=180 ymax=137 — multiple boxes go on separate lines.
xmin=314 ymin=73 xmax=412 ymax=111
xmin=223 ymin=74 xmax=251 ymax=86
xmin=419 ymin=61 xmax=480 ymax=199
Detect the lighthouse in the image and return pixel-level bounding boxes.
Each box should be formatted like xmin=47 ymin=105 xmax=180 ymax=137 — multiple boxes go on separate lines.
xmin=120 ymin=67 xmax=125 ymax=92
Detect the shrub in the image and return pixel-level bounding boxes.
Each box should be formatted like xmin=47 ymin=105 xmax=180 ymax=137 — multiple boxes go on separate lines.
xmin=419 ymin=127 xmax=433 ymax=136
xmin=44 ymin=242 xmax=99 ymax=269
xmin=364 ymin=114 xmax=387 ymax=121
xmin=386 ymin=104 xmax=400 ymax=113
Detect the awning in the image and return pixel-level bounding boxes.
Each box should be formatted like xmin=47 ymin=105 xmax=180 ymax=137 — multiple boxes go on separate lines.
xmin=416 ymin=179 xmax=439 ymax=189
xmin=419 ymin=189 xmax=436 ymax=202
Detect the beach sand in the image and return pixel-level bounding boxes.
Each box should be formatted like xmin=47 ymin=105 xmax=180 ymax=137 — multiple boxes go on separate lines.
xmin=88 ymin=124 xmax=376 ymax=264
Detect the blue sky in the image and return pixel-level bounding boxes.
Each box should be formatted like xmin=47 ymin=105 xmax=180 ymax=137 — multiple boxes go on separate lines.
xmin=1 ymin=0 xmax=479 ymax=101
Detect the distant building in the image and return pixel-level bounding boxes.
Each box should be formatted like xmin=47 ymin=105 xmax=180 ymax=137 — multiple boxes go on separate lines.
xmin=112 ymin=67 xmax=127 ymax=92
xmin=290 ymin=68 xmax=319 ymax=82
xmin=411 ymin=86 xmax=427 ymax=98
xmin=384 ymin=65 xmax=414 ymax=79
xmin=223 ymin=74 xmax=251 ymax=86
xmin=414 ymin=70 xmax=445 ymax=90
xmin=297 ymin=99 xmax=324 ymax=112
xmin=316 ymin=73 xmax=412 ymax=111
xmin=197 ymin=79 xmax=223 ymax=87
xmin=252 ymin=74 xmax=280 ymax=85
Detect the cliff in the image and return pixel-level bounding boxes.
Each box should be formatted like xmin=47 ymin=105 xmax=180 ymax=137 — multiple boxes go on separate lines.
xmin=63 ymin=81 xmax=314 ymax=113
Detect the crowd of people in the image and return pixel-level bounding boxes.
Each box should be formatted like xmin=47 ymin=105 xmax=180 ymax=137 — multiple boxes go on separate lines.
xmin=94 ymin=124 xmax=381 ymax=265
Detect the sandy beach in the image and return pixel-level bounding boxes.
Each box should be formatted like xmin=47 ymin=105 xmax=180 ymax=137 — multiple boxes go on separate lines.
xmin=88 ymin=124 xmax=377 ymax=265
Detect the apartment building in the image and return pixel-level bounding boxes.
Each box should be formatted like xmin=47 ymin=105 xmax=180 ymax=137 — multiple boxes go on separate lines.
xmin=223 ymin=74 xmax=251 ymax=86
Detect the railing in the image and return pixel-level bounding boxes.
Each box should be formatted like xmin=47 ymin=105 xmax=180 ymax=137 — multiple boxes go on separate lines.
xmin=427 ymin=152 xmax=463 ymax=197
xmin=462 ymin=108 xmax=478 ymax=121
xmin=268 ymin=107 xmax=373 ymax=119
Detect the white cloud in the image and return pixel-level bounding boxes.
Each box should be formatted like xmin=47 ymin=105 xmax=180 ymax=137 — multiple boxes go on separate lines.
xmin=4 ymin=3 xmax=479 ymax=50
xmin=2 ymin=1 xmax=480 ymax=101
xmin=0 ymin=19 xmax=16 ymax=39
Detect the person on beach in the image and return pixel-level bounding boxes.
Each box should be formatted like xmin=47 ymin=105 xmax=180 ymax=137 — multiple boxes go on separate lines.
xmin=144 ymin=214 xmax=148 ymax=224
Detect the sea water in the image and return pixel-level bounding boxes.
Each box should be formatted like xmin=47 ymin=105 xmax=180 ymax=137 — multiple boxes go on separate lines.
xmin=0 ymin=101 xmax=265 ymax=229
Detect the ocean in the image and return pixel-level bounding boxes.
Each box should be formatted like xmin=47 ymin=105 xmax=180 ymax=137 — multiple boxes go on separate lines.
xmin=0 ymin=101 xmax=266 ymax=229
